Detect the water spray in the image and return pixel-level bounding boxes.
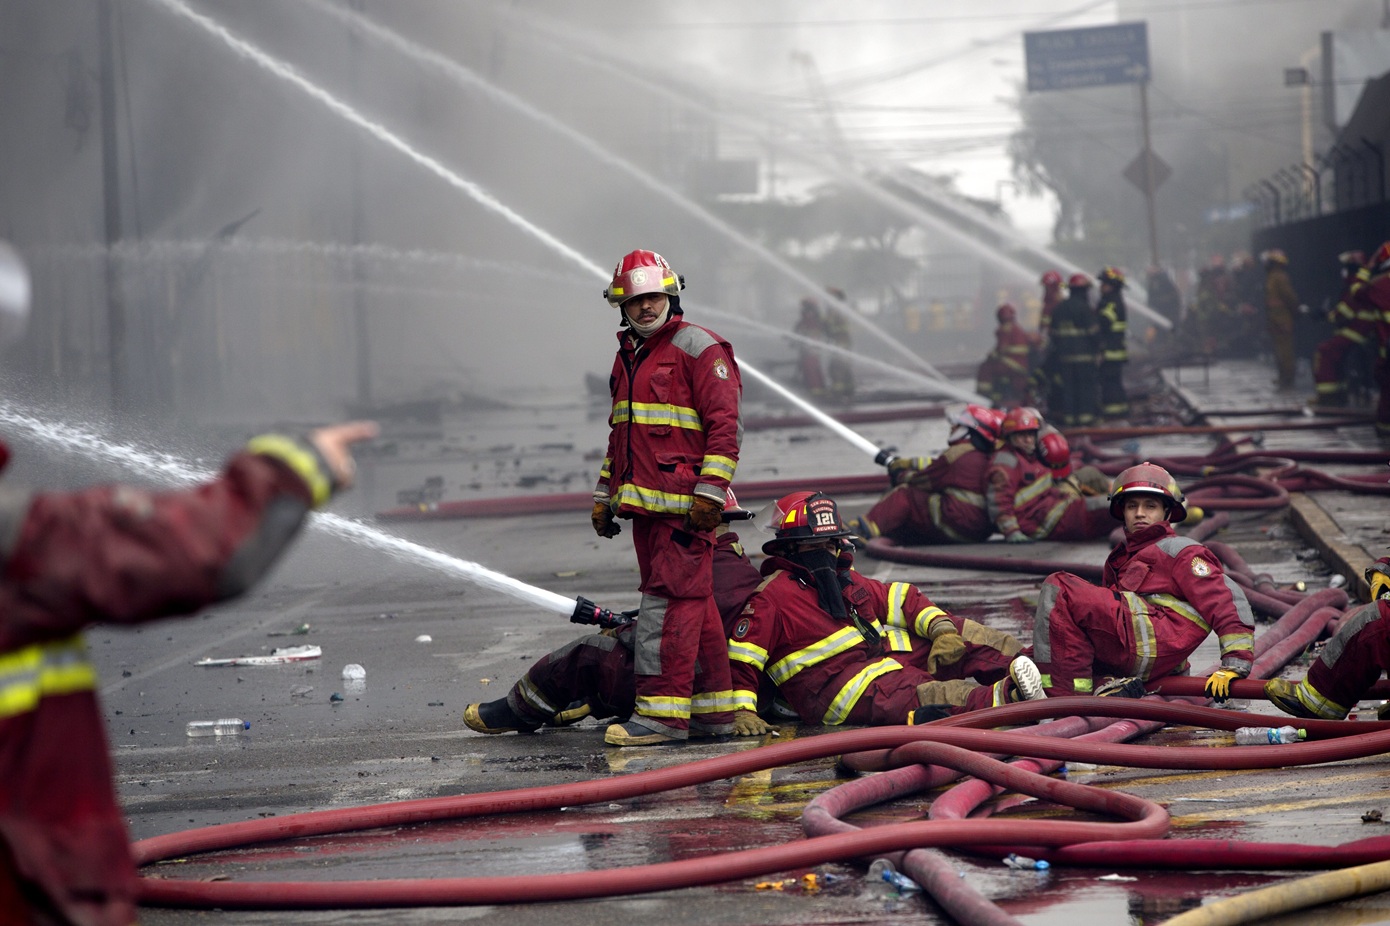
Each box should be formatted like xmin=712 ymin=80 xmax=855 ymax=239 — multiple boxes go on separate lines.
xmin=145 ymin=0 xmax=913 ymax=467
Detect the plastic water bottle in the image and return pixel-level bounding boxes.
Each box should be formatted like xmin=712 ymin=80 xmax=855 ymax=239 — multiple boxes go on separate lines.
xmin=1003 ymin=853 xmax=1050 ymax=871
xmin=867 ymin=858 xmax=921 ymax=892
xmin=1234 ymin=725 xmax=1305 ymax=745
xmin=185 ymin=718 xmax=250 ymax=737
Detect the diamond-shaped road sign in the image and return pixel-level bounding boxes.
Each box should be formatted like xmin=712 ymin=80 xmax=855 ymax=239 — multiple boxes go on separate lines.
xmin=1124 ymin=148 xmax=1171 ymax=193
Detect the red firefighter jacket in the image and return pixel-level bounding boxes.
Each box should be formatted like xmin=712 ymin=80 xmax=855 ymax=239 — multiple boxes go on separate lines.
xmin=596 ymin=318 xmax=741 ymax=518
xmin=727 ymin=556 xmax=955 ymax=725
xmin=0 ymin=437 xmax=333 ymax=926
xmin=985 ymin=447 xmax=1056 ymax=537
xmin=1103 ymin=522 xmax=1255 ymax=675
xmin=904 ymin=443 xmax=994 ymax=542
xmin=1328 ymin=270 xmax=1378 ymax=342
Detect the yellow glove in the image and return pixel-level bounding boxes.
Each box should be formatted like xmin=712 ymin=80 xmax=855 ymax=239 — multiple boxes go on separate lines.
xmin=1204 ymin=667 xmax=1242 ymax=702
xmin=684 ymin=495 xmax=724 ymax=533
xmin=591 ymin=500 xmax=621 ymax=538
xmin=732 ymin=710 xmax=771 ymax=736
xmin=925 ymin=618 xmax=967 ymax=674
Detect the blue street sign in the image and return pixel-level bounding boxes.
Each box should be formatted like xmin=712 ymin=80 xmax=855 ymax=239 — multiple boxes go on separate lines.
xmin=1024 ymin=22 xmax=1150 ymax=92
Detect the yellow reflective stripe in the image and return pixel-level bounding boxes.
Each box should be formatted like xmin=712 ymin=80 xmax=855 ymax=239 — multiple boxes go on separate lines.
xmin=0 ymin=635 xmax=97 ymax=721
xmin=635 ymin=694 xmax=690 ymax=719
xmin=691 ymin=689 xmax=736 ymax=713
xmin=823 ymin=658 xmax=903 ymax=725
xmin=728 ymin=639 xmax=768 ymax=670
xmin=1074 ymin=677 xmax=1093 ymax=693
xmin=884 ymin=627 xmax=912 ymax=652
xmin=1295 ymin=678 xmax=1351 ymax=720
xmin=612 ymin=483 xmax=694 ymax=515
xmin=610 ymin=400 xmax=704 ymax=430
xmin=1144 ymin=593 xmax=1210 ymax=632
xmin=1121 ymin=592 xmax=1158 ymax=679
xmin=914 ymin=605 xmax=946 ymax=638
xmin=886 ymin=583 xmax=910 ymax=630
xmin=928 ymin=493 xmax=974 ymax=543
xmin=1016 ymin=474 xmax=1053 ymax=507
xmin=1340 ymin=328 xmax=1369 ymax=344
xmin=700 ymin=454 xmax=736 ymax=481
xmin=598 ymin=458 xmax=612 ymax=481
xmin=245 ymin=434 xmax=331 ymax=507
xmin=943 ymin=486 xmax=986 ymax=508
xmin=1035 ymin=498 xmax=1071 ymax=538
xmin=732 ymin=689 xmax=759 ymax=712
xmin=768 ymin=627 xmax=866 ymax=685
xmin=516 ymin=676 xmax=560 ymax=715
xmin=1218 ymin=631 xmax=1254 ymax=655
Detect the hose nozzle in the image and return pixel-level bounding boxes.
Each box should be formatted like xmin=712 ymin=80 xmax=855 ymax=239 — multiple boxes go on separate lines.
xmin=571 ymin=596 xmax=633 ymax=629
xmin=874 ymin=447 xmax=898 ymax=468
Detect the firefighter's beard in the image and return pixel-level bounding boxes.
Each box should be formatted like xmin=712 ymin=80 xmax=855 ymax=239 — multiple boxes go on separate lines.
xmin=791 ymin=548 xmax=848 ymax=621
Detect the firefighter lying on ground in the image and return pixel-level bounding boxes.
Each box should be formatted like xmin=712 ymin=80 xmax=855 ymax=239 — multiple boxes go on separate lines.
xmin=729 ymin=492 xmax=1045 ymax=728
xmin=847 ymin=404 xmax=1002 ymax=546
xmin=1265 ymin=557 xmax=1390 ymax=720
xmin=1028 ymin=462 xmax=1256 ymax=698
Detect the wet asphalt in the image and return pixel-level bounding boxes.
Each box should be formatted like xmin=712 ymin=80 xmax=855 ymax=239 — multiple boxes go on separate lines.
xmin=82 ymin=358 xmax=1390 ymax=925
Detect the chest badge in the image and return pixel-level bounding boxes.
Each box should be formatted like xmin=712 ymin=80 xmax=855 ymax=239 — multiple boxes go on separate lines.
xmin=1191 ymin=557 xmax=1212 ymax=577
xmin=712 ymin=358 xmax=729 ymax=380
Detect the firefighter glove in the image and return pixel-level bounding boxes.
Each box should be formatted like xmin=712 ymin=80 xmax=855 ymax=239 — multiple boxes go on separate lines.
xmin=926 ymin=631 xmax=967 ymax=674
xmin=685 ymin=495 xmax=724 ymax=533
xmin=1005 ymin=530 xmax=1030 ymax=544
xmin=591 ymin=500 xmax=621 ymax=538
xmin=1204 ymin=668 xmax=1241 ymax=702
xmin=732 ymin=710 xmax=771 ymax=737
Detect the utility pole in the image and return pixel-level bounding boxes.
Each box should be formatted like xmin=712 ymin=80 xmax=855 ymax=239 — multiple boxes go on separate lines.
xmin=98 ymin=0 xmax=126 ymax=412
xmin=1138 ymin=79 xmax=1160 ymax=270
xmin=349 ymin=0 xmax=371 ymax=409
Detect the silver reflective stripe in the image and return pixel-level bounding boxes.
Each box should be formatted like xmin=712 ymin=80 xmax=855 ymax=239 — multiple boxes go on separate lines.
xmin=1322 ymin=602 xmax=1383 ymax=667
xmin=1033 ymin=581 xmax=1060 ymax=663
xmin=633 ymin=593 xmax=669 ymax=675
xmin=671 ymin=324 xmax=718 ymax=359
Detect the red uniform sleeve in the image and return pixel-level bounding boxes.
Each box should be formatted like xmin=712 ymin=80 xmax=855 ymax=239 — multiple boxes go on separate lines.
xmin=727 ymin=578 xmax=777 ymax=713
xmin=0 ymin=450 xmax=316 ymax=650
xmin=1170 ymin=545 xmax=1256 ymax=670
xmin=689 ymin=341 xmax=741 ymax=501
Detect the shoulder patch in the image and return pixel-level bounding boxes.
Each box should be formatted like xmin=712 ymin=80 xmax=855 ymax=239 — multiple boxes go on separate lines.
xmin=734 ymin=617 xmax=751 ymax=638
xmin=713 ymin=357 xmax=729 ymax=380
xmin=1191 ymin=556 xmax=1212 ymax=577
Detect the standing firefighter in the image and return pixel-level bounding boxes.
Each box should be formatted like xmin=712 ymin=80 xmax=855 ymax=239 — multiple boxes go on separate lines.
xmin=1262 ymin=249 xmax=1300 ymax=390
xmin=977 ymin=303 xmax=1038 ymax=407
xmin=1030 ymin=462 xmax=1255 ymax=698
xmin=1045 ymin=273 xmax=1100 ymax=426
xmin=1310 ymin=250 xmax=1372 ymax=408
xmin=1095 ymin=266 xmax=1130 ymax=419
xmin=0 ymin=228 xmax=380 ymax=926
xmin=591 ymin=249 xmax=740 ymax=746
xmin=1037 ymin=269 xmax=1065 ymax=344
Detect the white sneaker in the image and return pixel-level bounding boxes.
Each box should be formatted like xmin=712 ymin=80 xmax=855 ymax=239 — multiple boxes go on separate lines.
xmin=1009 ymin=656 xmax=1046 ymax=702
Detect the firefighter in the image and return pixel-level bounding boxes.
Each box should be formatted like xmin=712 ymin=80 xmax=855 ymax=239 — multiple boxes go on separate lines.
xmin=728 ymin=492 xmax=1046 ymax=729
xmin=977 ymin=303 xmax=1038 ymax=407
xmin=822 ymin=286 xmax=855 ymax=400
xmin=988 ymin=411 xmax=1112 ymax=543
xmin=847 ymin=404 xmax=1003 ymax=546
xmin=1265 ymin=557 xmax=1390 ymax=720
xmin=1354 ymin=242 xmax=1390 ymax=438
xmin=591 ymin=249 xmax=739 ymax=746
xmin=1030 ymin=463 xmax=1255 ymax=698
xmin=0 ymin=233 xmax=379 ymax=926
xmin=793 ymin=297 xmax=828 ymax=395
xmin=985 ymin=406 xmax=1051 ymax=543
xmin=1044 ymin=273 xmax=1100 ymax=426
xmin=1095 ymin=266 xmax=1130 ymax=419
xmin=1310 ymin=251 xmax=1372 ymax=408
xmin=1262 ymin=248 xmax=1300 ymax=390
xmin=1037 ymin=269 xmax=1065 ymax=344
xmin=464 ymin=520 xmax=770 ymax=738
